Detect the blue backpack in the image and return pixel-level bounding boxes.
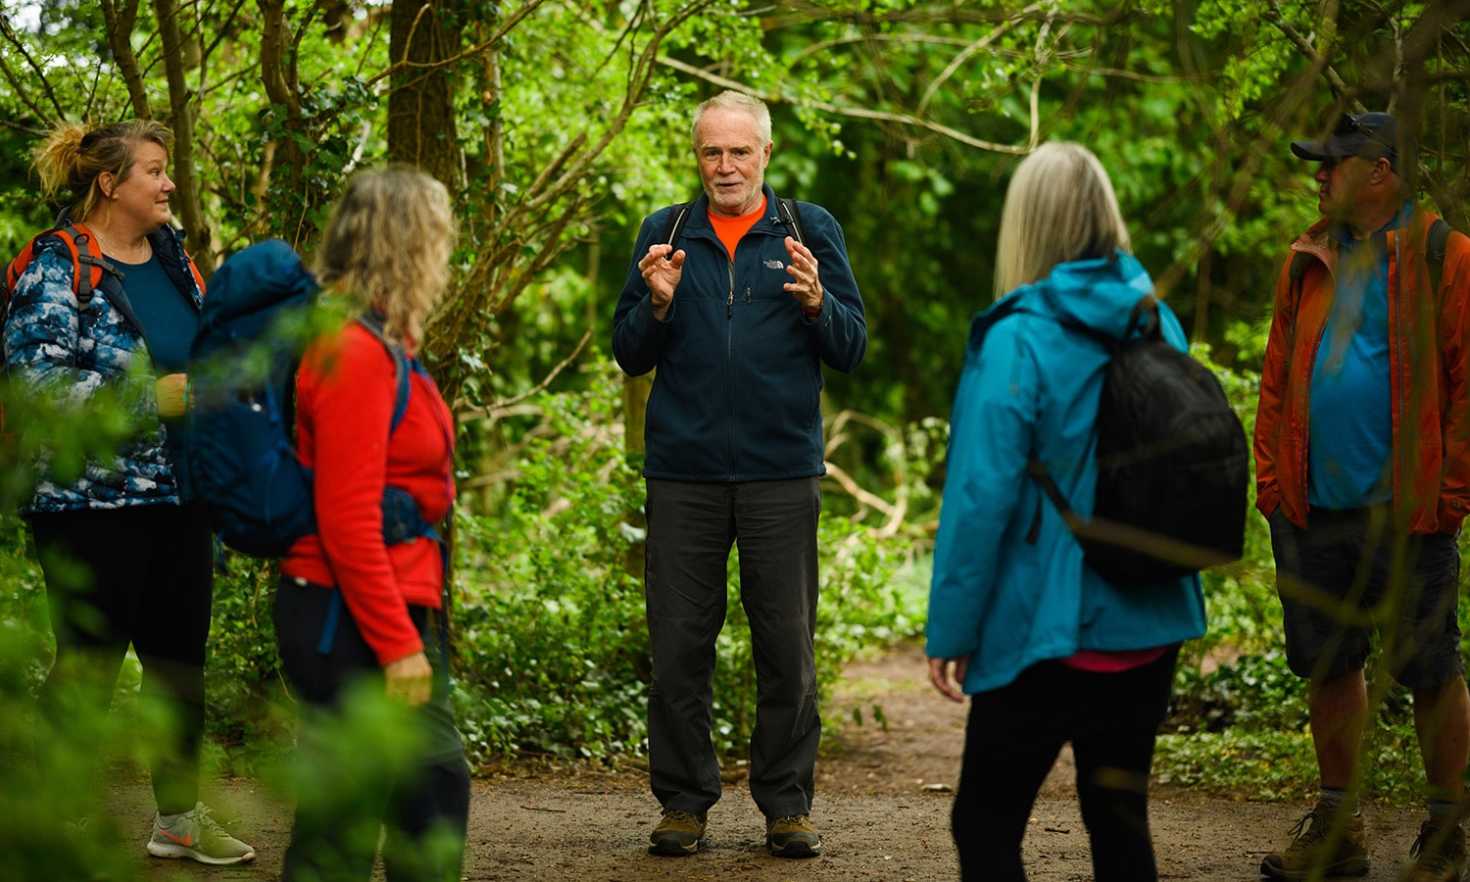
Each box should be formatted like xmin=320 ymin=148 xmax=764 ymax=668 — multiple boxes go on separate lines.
xmin=180 ymin=239 xmax=435 ymax=558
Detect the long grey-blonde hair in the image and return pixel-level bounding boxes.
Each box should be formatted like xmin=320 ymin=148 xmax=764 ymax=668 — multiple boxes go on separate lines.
xmin=315 ymin=166 xmax=456 ymax=348
xmin=993 ymin=142 xmax=1131 ymax=298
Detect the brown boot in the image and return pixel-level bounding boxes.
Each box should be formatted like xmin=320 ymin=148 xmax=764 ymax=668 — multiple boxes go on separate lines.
xmin=648 ymin=809 xmax=707 ymax=856
xmin=766 ymin=814 xmax=822 ymax=858
xmin=1404 ymin=818 xmax=1466 ymax=882
xmin=1260 ymin=802 xmax=1369 ymax=880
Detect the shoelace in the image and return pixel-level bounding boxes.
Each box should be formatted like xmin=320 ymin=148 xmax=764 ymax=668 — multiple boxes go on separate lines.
xmin=770 ymin=815 xmax=808 ymax=828
xmin=1286 ymin=809 xmax=1324 ymax=844
xmin=191 ymin=804 xmax=227 ymax=838
xmin=662 ymin=810 xmax=702 ymax=825
xmin=1409 ymin=822 xmax=1456 ymax=866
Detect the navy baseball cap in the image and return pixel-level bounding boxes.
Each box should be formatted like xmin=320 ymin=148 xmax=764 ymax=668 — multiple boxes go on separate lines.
xmin=1291 ymin=112 xmax=1398 ymax=166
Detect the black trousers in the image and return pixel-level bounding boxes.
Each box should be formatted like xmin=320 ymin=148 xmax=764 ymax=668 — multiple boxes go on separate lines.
xmin=644 ymin=477 xmax=821 ymax=818
xmin=29 ymin=504 xmax=213 ymax=815
xmin=274 ymin=580 xmax=469 ymax=882
xmin=952 ymin=648 xmax=1179 ymax=882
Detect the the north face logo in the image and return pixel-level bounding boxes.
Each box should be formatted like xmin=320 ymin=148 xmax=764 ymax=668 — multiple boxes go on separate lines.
xmin=763 ymin=259 xmax=785 ymax=270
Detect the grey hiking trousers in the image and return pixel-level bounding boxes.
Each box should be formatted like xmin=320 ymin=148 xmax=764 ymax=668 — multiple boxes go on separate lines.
xmin=644 ymin=477 xmax=822 ymax=819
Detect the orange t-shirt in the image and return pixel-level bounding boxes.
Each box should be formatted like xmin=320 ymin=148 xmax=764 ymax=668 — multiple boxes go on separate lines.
xmin=708 ymin=196 xmax=767 ymax=261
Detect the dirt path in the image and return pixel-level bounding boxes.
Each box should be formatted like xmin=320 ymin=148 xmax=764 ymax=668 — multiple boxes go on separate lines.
xmin=119 ymin=645 xmax=1433 ymax=881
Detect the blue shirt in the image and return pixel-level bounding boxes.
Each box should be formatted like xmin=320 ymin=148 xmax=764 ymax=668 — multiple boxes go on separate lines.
xmin=1307 ymin=208 xmax=1406 ymax=510
xmin=115 ymin=253 xmax=199 ymax=374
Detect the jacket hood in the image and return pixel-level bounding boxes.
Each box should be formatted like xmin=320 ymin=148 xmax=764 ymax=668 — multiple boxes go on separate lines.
xmin=1030 ymin=251 xmax=1158 ymax=340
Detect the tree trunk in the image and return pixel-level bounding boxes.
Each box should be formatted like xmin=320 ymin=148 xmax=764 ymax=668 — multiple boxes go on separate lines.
xmin=388 ymin=0 xmax=465 ymax=191
xmin=151 ymin=0 xmax=211 ymax=273
xmin=622 ymin=372 xmax=652 ymax=578
xmin=100 ymin=0 xmax=150 ymax=119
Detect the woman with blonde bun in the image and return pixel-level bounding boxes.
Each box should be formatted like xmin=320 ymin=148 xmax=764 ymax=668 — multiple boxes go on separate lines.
xmin=4 ymin=120 xmax=254 ymax=865
xmin=274 ymin=166 xmax=469 ymax=882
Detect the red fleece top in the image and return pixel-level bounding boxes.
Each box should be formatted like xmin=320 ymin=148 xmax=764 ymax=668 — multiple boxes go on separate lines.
xmin=282 ymin=322 xmax=456 ymax=665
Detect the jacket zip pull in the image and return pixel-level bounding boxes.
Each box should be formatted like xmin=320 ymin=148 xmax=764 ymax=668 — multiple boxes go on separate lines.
xmin=745 ymin=286 xmax=752 ymax=304
xmin=726 ymin=262 xmax=735 ymax=318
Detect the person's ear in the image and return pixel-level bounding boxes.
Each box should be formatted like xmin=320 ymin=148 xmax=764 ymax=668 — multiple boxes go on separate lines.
xmin=97 ymin=171 xmax=116 ymax=200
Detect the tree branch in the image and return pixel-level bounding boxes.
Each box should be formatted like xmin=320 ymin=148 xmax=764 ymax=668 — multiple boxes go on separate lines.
xmin=656 ymin=55 xmax=1033 ymax=155
xmin=152 ymin=0 xmax=213 ymax=271
xmin=0 ymin=13 xmax=66 ymax=120
xmin=100 ymin=0 xmax=152 ymax=118
xmin=258 ymin=0 xmax=302 ymax=116
xmin=466 ymin=328 xmax=593 ymax=419
xmin=0 ymin=46 xmax=49 ymax=122
xmin=1263 ymin=0 xmax=1361 ymax=108
xmin=916 ymin=5 xmax=1036 ymax=115
xmin=368 ymin=0 xmax=548 ymax=87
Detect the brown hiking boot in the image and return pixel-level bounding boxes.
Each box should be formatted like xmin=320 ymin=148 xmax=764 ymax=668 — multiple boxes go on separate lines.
xmin=766 ymin=814 xmax=822 ymax=858
xmin=1404 ymin=819 xmax=1467 ymax=882
xmin=649 ymin=809 xmax=707 ymax=856
xmin=1260 ymin=803 xmax=1369 ymax=880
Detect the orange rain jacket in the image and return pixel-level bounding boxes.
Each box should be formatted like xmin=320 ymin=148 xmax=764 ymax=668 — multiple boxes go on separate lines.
xmin=1254 ymin=210 xmax=1470 ymax=535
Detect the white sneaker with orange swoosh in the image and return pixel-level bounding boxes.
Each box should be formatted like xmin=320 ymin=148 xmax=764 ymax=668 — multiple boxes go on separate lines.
xmin=146 ymin=803 xmax=255 ymax=865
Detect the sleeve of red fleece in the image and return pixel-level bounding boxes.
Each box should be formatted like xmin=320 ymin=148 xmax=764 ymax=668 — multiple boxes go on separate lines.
xmin=304 ymin=331 xmax=423 ymax=665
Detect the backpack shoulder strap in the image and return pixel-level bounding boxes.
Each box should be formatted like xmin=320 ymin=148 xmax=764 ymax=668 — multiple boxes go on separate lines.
xmin=62 ymin=223 xmax=122 ymax=305
xmin=967 ymin=297 xmax=1027 ymax=352
xmin=146 ymin=226 xmax=206 ymax=303
xmin=5 ymin=225 xmax=113 ymax=307
xmin=777 ymin=197 xmax=807 ymax=247
xmin=661 ymin=203 xmax=692 ymax=249
xmin=354 ymin=314 xmax=412 ymax=435
xmin=1288 ymin=250 xmax=1315 ymax=289
xmin=1428 ymin=218 xmax=1453 ymax=299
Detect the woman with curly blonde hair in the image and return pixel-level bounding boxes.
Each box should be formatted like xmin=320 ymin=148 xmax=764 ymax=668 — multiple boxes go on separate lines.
xmin=5 ymin=119 xmax=254 ymax=864
xmin=274 ymin=166 xmax=469 ymax=882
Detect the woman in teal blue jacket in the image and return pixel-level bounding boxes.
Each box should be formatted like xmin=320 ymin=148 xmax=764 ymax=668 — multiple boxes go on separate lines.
xmin=926 ymin=142 xmax=1206 ymax=882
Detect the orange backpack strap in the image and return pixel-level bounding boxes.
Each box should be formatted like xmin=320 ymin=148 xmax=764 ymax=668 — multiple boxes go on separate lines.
xmin=61 ymin=223 xmax=117 ymax=303
xmin=184 ymin=252 xmax=206 ymax=299
xmin=3 ymin=224 xmax=114 ymax=309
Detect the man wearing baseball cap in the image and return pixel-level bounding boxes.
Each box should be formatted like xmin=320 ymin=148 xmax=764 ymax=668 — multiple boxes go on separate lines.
xmin=1255 ymin=110 xmax=1470 ymax=881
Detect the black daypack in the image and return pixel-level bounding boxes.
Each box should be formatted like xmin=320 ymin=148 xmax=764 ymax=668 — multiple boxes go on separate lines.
xmin=1009 ymin=297 xmax=1249 ymax=585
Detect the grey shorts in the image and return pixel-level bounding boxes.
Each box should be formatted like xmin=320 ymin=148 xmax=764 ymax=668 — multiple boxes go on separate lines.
xmin=1270 ymin=507 xmax=1463 ymax=689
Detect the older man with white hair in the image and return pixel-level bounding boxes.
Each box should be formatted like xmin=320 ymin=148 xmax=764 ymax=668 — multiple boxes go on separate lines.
xmin=612 ymin=90 xmax=866 ymax=859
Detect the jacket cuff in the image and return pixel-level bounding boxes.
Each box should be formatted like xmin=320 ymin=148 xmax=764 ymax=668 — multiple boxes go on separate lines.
xmin=374 ymin=637 xmax=425 ymax=668
xmin=643 ymin=292 xmax=675 ymax=326
xmin=1438 ymin=500 xmax=1469 ymax=534
xmin=1255 ymin=485 xmax=1280 ymax=518
xmin=799 ymin=291 xmax=832 ymax=327
xmin=924 ymin=635 xmax=976 ymax=661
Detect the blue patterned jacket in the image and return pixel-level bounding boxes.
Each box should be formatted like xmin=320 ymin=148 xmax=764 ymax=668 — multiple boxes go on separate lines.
xmin=3 ymin=224 xmax=203 ymax=513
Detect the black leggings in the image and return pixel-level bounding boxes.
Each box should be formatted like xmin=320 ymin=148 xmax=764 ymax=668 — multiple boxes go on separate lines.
xmin=952 ymin=648 xmax=1178 ymax=882
xmin=29 ymin=504 xmax=214 ymax=815
xmin=275 ymin=580 xmax=470 ymax=882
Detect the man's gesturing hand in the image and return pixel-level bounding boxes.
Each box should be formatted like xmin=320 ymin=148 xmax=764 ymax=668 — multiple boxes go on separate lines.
xmin=640 ymin=244 xmax=686 ymax=321
xmin=783 ymin=236 xmax=823 ymax=314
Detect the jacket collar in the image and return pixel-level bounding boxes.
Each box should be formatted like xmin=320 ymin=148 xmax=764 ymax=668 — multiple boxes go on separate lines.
xmin=1291 ymin=203 xmax=1438 ymax=279
xmin=682 ymin=183 xmax=787 ymax=237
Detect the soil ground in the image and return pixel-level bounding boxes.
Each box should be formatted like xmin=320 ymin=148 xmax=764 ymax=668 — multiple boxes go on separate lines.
xmin=116 ymin=645 xmax=1433 ymax=881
